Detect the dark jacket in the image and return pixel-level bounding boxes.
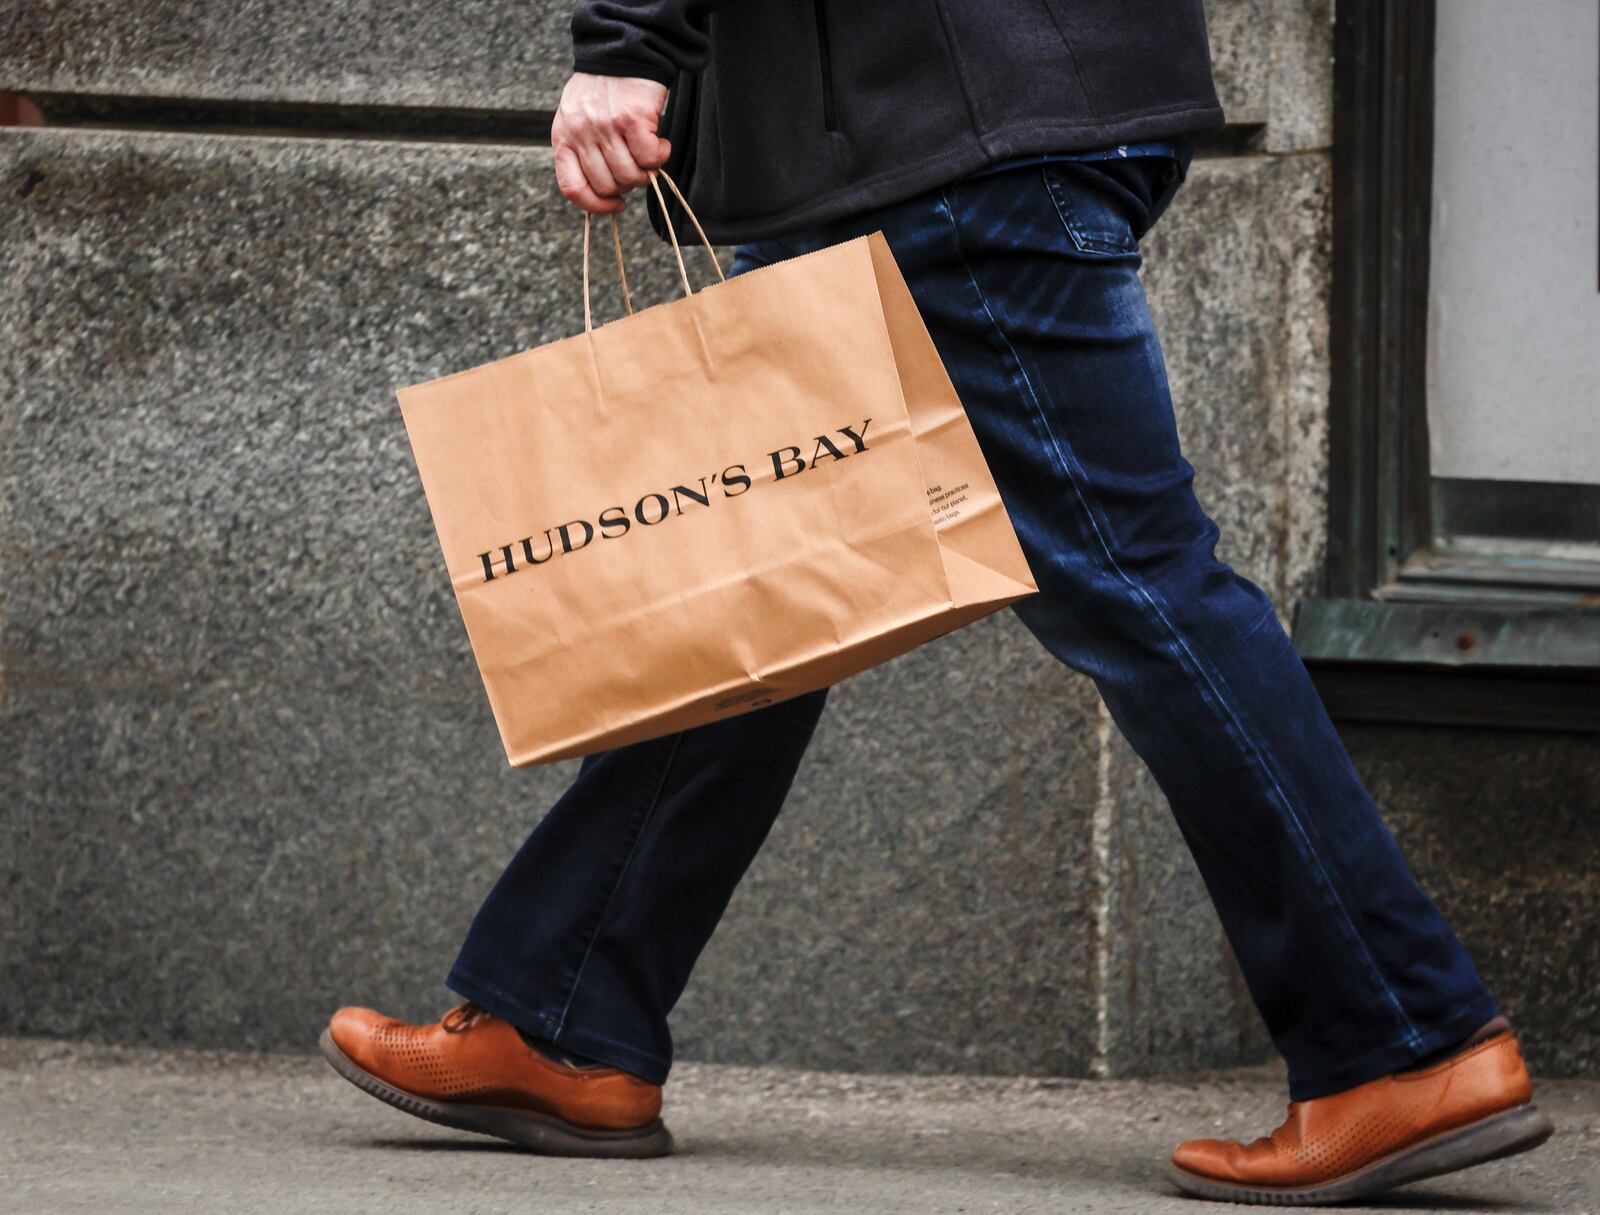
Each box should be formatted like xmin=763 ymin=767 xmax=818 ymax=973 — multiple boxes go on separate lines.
xmin=572 ymin=1 xmax=1224 ymax=243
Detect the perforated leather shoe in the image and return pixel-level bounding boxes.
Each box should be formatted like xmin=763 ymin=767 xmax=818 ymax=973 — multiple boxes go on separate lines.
xmin=321 ymin=1002 xmax=672 ymax=1157
xmin=1167 ymin=1029 xmax=1552 ymax=1205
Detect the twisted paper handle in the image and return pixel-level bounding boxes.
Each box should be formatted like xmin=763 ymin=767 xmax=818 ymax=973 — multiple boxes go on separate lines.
xmin=582 ymin=170 xmax=725 ymax=334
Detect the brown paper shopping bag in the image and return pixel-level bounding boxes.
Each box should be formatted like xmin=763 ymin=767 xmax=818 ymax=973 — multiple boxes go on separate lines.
xmin=397 ymin=176 xmax=1036 ymax=766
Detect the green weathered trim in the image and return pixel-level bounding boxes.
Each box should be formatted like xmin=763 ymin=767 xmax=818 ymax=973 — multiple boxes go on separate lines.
xmin=1294 ymin=599 xmax=1599 ymax=672
xmin=1327 ymin=0 xmax=1438 ymax=599
xmin=1295 ymin=599 xmax=1600 ymax=733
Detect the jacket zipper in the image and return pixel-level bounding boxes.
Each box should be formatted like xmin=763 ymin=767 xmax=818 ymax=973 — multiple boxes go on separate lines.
xmin=812 ymin=0 xmax=838 ymax=131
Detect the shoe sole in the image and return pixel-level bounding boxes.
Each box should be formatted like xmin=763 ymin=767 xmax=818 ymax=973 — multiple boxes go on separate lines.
xmin=1166 ymin=1103 xmax=1554 ymax=1206
xmin=319 ymin=1029 xmax=674 ymax=1158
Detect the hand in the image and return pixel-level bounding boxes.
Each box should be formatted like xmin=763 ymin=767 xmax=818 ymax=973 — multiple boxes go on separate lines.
xmin=551 ymin=73 xmax=672 ymax=214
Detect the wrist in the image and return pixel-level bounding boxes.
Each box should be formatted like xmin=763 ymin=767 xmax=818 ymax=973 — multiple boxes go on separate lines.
xmin=571 ymin=58 xmax=678 ymax=88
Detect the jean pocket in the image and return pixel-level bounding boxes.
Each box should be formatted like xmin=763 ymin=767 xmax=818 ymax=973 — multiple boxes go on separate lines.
xmin=1042 ymin=165 xmax=1139 ymax=257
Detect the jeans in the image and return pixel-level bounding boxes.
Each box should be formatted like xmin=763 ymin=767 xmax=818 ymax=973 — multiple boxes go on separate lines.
xmin=447 ymin=152 xmax=1497 ymax=1101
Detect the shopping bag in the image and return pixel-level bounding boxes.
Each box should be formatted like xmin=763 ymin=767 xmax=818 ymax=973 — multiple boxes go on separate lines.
xmin=397 ymin=175 xmax=1036 ymax=766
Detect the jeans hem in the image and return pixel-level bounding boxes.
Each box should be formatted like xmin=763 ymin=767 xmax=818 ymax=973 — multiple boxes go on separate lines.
xmin=444 ymin=965 xmax=671 ymax=1086
xmin=1286 ymin=993 xmax=1501 ymax=1102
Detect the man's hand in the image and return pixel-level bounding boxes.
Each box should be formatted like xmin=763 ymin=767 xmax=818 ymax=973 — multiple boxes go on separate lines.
xmin=551 ymin=73 xmax=672 ymax=214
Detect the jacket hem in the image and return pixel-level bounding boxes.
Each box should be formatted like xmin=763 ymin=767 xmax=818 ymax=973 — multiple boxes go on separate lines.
xmin=678 ymin=105 xmax=1225 ymax=244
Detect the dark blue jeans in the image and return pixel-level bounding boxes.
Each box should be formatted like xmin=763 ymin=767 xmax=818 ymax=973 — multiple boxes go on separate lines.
xmin=447 ymin=154 xmax=1497 ymax=1101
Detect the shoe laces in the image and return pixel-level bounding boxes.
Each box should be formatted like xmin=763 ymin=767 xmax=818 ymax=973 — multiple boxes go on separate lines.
xmin=441 ymin=1001 xmax=489 ymax=1033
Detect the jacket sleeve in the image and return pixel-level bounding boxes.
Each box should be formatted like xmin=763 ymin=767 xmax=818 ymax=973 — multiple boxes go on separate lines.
xmin=571 ymin=1 xmax=736 ymax=86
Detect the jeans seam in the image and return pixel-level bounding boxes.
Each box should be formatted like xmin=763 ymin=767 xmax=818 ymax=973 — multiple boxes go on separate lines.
xmin=552 ymin=731 xmax=685 ymax=1039
xmin=934 ymin=183 xmax=1422 ymax=1053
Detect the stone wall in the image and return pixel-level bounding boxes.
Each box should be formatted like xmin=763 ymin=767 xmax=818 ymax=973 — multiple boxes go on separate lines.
xmin=3 ymin=1 xmax=1594 ymax=1080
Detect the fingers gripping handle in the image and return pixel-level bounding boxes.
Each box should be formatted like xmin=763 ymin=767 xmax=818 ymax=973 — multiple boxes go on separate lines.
xmin=581 ymin=170 xmax=725 ymax=334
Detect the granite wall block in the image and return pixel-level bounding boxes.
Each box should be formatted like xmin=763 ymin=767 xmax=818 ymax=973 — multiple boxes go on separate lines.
xmin=1204 ymin=0 xmax=1335 ymax=151
xmin=0 ymin=0 xmax=573 ymax=113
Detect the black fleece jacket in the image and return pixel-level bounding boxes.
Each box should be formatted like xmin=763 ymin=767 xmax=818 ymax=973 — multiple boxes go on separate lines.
xmin=572 ymin=0 xmax=1224 ymax=243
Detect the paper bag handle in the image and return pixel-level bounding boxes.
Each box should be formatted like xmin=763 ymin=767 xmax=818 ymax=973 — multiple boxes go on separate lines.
xmin=582 ymin=213 xmax=634 ymax=334
xmin=582 ymin=169 xmax=726 ymax=334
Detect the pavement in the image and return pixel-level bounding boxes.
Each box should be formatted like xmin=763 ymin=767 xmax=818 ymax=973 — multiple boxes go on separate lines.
xmin=2 ymin=1037 xmax=1596 ymax=1215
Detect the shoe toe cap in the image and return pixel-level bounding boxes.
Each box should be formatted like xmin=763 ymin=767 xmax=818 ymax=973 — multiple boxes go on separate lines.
xmin=1171 ymin=1136 xmax=1239 ymax=1181
xmin=327 ymin=1006 xmax=387 ymax=1066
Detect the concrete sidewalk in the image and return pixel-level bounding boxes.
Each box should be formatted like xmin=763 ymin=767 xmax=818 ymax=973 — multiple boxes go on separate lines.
xmin=3 ymin=1037 xmax=1595 ymax=1214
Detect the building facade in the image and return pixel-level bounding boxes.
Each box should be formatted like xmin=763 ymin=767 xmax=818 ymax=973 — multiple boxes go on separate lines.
xmin=2 ymin=1 xmax=1595 ymax=1079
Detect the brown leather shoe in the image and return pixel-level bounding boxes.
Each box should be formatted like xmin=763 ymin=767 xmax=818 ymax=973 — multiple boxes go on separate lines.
xmin=321 ymin=1002 xmax=672 ymax=1157
xmin=1168 ymin=1030 xmax=1553 ymax=1205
